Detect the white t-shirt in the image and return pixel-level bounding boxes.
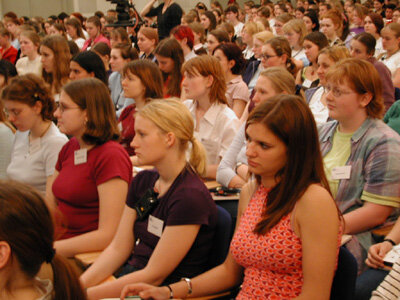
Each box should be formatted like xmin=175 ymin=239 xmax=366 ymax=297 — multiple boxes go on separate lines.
xmin=234 ymin=22 xmax=244 ymax=38
xmin=308 ymin=86 xmax=329 ymax=124
xmin=7 ymin=122 xmax=68 ymax=194
xmin=0 ymin=123 xmax=14 ymax=179
xmin=379 ymin=50 xmax=400 ymax=78
xmin=374 ymin=37 xmax=385 ymax=58
xmin=73 ymin=37 xmax=86 ymax=49
xmin=15 ymin=55 xmax=42 ymax=76
xmin=184 ymin=100 xmax=240 ymax=165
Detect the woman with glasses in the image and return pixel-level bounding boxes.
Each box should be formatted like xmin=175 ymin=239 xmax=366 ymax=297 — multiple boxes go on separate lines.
xmin=2 ymin=74 xmax=68 ymax=195
xmin=50 ymin=78 xmax=132 ymax=258
xmin=319 ymin=58 xmax=400 ymax=269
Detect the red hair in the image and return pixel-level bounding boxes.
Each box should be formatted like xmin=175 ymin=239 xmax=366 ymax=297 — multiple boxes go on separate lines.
xmin=171 ymin=25 xmax=195 ymax=50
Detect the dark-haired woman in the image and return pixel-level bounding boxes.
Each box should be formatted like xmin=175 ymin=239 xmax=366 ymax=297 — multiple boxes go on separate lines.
xmin=69 ymin=51 xmax=108 ymax=85
xmin=213 ymin=42 xmax=249 ymax=118
xmin=0 ymin=180 xmax=86 ymax=300
xmin=2 ymin=74 xmax=68 ymax=195
xmin=50 ymin=78 xmax=132 ymax=258
xmin=120 ymin=94 xmax=342 ymax=299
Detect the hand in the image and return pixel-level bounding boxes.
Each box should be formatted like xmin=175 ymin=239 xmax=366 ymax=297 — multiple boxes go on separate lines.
xmin=365 ymin=241 xmax=393 ymax=269
xmin=120 ymin=283 xmax=170 ymax=300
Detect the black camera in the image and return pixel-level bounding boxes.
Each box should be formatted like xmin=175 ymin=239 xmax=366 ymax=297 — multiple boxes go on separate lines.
xmin=134 ymin=188 xmax=159 ymax=221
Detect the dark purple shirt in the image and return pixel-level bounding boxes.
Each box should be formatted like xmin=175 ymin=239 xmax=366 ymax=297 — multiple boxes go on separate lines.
xmin=126 ymin=167 xmax=218 ymax=284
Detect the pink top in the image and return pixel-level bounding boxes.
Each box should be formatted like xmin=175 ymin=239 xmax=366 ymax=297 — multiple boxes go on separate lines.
xmin=81 ymin=34 xmax=111 ymax=51
xmin=231 ymin=185 xmax=303 ymax=299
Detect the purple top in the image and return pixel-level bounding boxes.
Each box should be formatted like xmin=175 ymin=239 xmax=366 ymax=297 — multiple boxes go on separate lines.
xmin=126 ymin=167 xmax=218 ymax=284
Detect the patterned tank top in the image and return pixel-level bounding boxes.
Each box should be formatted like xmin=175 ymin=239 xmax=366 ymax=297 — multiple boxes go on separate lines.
xmin=230 ymin=185 xmax=304 ymax=299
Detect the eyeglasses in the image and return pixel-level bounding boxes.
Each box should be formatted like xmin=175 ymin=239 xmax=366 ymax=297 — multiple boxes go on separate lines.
xmin=261 ymin=53 xmax=277 ymax=60
xmin=3 ymin=108 xmax=21 ymax=117
xmin=324 ymin=85 xmax=357 ymax=98
xmin=56 ymin=102 xmax=81 ymax=113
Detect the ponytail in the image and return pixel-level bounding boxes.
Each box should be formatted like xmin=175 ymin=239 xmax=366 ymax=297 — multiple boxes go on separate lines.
xmin=189 ymin=137 xmax=207 ymax=177
xmin=50 ymin=254 xmax=86 ymax=300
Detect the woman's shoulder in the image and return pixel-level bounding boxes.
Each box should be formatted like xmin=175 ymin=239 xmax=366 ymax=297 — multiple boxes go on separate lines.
xmin=296 ymin=183 xmax=336 ymax=215
xmin=0 ymin=123 xmax=14 ymax=136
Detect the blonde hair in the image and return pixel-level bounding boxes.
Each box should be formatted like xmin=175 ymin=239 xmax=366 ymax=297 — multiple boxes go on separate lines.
xmin=138 ymin=98 xmax=207 ymax=177
xmin=243 ymin=21 xmax=265 ymax=36
xmin=259 ymin=67 xmax=296 ymax=95
xmin=253 ymin=30 xmax=274 ymax=43
xmin=283 ymin=19 xmax=307 ymax=46
xmin=318 ymin=45 xmax=350 ymax=62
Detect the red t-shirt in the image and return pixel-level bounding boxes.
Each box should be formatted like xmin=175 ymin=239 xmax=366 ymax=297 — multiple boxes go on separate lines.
xmin=53 ymin=138 xmax=132 ymax=239
xmin=118 ymin=104 xmax=136 ymax=156
xmin=1 ymin=46 xmax=17 ymax=64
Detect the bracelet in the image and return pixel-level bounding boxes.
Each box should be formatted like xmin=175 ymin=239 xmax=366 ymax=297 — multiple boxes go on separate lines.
xmin=384 ymin=238 xmax=397 ymax=246
xmin=181 ymin=277 xmax=193 ymax=296
xmin=166 ymin=285 xmax=173 ymax=299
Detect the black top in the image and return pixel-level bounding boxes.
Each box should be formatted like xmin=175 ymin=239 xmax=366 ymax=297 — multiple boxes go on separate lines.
xmin=146 ymin=2 xmax=183 ymax=40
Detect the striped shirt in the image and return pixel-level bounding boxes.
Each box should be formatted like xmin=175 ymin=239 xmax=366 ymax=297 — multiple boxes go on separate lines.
xmin=371 ymin=260 xmax=400 ymax=299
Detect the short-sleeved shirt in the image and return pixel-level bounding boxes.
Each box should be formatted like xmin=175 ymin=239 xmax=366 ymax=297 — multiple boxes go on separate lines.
xmin=126 ymin=168 xmax=218 ymax=284
xmin=184 ymin=100 xmax=240 ymax=165
xmin=226 ymin=76 xmax=250 ymax=108
xmin=379 ymin=50 xmax=400 ymax=79
xmin=319 ymin=118 xmax=400 ymax=213
xmin=7 ymin=123 xmax=68 ymax=194
xmin=146 ymin=3 xmax=183 ymax=40
xmin=53 ymin=138 xmax=132 ymax=239
xmin=118 ymin=104 xmax=136 ymax=156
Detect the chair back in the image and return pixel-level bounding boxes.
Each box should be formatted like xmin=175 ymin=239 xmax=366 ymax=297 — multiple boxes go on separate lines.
xmin=330 ymin=246 xmax=358 ymax=300
xmin=207 ymin=205 xmax=233 ymax=268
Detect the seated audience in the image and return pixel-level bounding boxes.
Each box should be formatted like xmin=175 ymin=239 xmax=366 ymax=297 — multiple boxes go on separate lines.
xmin=80 ymin=99 xmax=218 ymax=300
xmin=283 ymin=18 xmax=309 ymax=67
xmin=69 ymin=51 xmax=108 ymax=85
xmin=320 ymin=10 xmax=343 ymax=46
xmin=121 ymin=94 xmax=342 ymax=299
xmin=65 ymin=17 xmax=86 ymax=49
xmin=0 ymin=28 xmax=18 ymax=64
xmin=137 ymin=27 xmax=158 ymax=61
xmin=82 ymin=16 xmax=110 ymax=51
xmin=15 ymin=30 xmax=42 ymax=76
xmin=364 ymin=13 xmax=384 ymax=58
xmin=379 ymin=23 xmax=400 ymax=87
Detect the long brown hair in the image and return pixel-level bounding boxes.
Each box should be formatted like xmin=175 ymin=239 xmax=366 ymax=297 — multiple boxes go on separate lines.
xmin=62 ymin=78 xmax=120 ymax=145
xmin=40 ymin=35 xmax=70 ymax=94
xmin=246 ymin=95 xmax=331 ymax=234
xmin=0 ymin=180 xmax=86 ymax=299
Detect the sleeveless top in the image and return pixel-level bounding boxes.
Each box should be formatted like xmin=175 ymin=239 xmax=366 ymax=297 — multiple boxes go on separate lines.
xmin=231 ymin=185 xmax=303 ymax=299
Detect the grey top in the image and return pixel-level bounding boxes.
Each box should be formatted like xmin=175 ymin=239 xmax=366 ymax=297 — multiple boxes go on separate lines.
xmin=0 ymin=123 xmax=14 ymax=179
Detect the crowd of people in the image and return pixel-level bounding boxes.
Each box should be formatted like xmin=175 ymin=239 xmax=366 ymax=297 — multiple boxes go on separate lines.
xmin=1 ymin=0 xmax=400 ymax=299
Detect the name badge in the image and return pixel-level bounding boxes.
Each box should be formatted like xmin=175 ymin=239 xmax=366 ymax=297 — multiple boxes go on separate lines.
xmin=302 ymin=78 xmax=312 ymax=88
xmin=148 ymin=215 xmax=164 ymax=238
xmin=74 ymin=149 xmax=87 ymax=165
xmin=331 ymin=166 xmax=351 ymax=180
xmin=29 ymin=138 xmax=41 ymax=154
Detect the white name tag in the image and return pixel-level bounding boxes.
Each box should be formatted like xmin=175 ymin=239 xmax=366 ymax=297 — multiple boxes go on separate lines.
xmin=331 ymin=166 xmax=351 ymax=180
xmin=74 ymin=149 xmax=87 ymax=165
xmin=29 ymin=138 xmax=41 ymax=154
xmin=148 ymin=215 xmax=164 ymax=238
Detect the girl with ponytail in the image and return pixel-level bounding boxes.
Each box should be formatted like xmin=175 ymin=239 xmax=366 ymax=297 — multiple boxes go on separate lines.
xmin=81 ymin=99 xmax=218 ymax=300
xmin=0 ymin=180 xmax=85 ymax=300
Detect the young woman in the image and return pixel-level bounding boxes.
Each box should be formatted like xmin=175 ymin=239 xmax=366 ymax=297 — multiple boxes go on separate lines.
xmin=0 ymin=180 xmax=86 ymax=300
xmin=241 ymin=21 xmax=264 ymax=60
xmin=274 ymin=13 xmax=293 ymax=36
xmin=4 ymin=17 xmax=20 ymax=50
xmin=118 ymin=59 xmax=163 ymax=156
xmin=82 ymin=16 xmax=111 ymax=51
xmin=80 ymin=99 xmax=218 ymax=300
xmin=40 ymin=35 xmax=70 ymax=99
xmin=217 ymin=67 xmax=296 ymax=188
xmin=109 ymin=43 xmax=138 ymax=114
xmin=171 ymin=25 xmax=197 ymax=61
xmin=189 ymin=22 xmax=208 ymax=55
xmin=303 ymin=10 xmax=319 ymax=33
xmin=320 ymin=10 xmax=343 ymax=46
xmin=69 ymin=51 xmax=108 ymax=85
xmin=110 ymin=27 xmax=130 ymax=47
xmin=154 ymin=38 xmax=184 ymax=98
xmin=364 ymin=13 xmax=384 ymax=58
xmin=200 ymin=11 xmax=217 ymax=34
xmin=350 ymin=4 xmax=368 ymax=35
xmin=50 ymin=78 xmax=132 ymax=257
xmin=320 ymin=58 xmax=400 ymax=266
xmin=350 ymin=32 xmax=395 ymax=111
xmin=260 ymin=36 xmax=298 ymax=77
xmin=306 ymin=46 xmax=350 ymax=124
xmin=206 ymin=28 xmax=230 ymax=54
xmin=121 ymin=94 xmax=342 ymax=300
xmin=15 ymin=30 xmax=42 ymax=76
xmin=182 ymin=55 xmax=240 ymax=179
xmin=213 ymin=42 xmax=248 ymax=118
xmin=0 ymin=99 xmax=14 ymax=179
xmin=2 ymin=74 xmax=68 ymax=195
xmin=379 ymin=23 xmax=400 ymax=88
xmin=65 ymin=17 xmax=86 ymax=49
xmin=296 ymin=32 xmax=329 ymax=91
xmin=49 ymin=23 xmax=68 ymax=40
xmin=137 ymin=27 xmax=158 ymax=61
xmin=0 ymin=28 xmax=18 ymax=64
xmin=91 ymin=42 xmax=112 ymax=76
xmin=283 ymin=18 xmax=309 ymax=67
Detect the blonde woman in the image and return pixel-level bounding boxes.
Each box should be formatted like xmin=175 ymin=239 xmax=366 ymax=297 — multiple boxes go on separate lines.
xmin=241 ymin=21 xmax=264 ymax=60
xmin=283 ymin=18 xmax=309 ymax=67
xmin=80 ymin=99 xmax=218 ymax=300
